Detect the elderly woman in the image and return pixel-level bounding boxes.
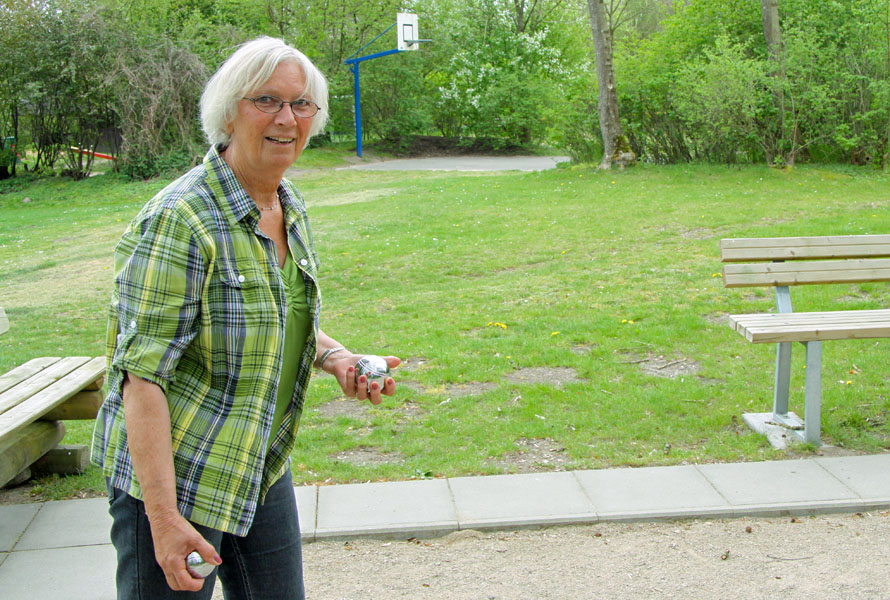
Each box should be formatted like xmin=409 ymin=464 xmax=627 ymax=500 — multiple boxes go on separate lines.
xmin=91 ymin=37 xmax=398 ymax=599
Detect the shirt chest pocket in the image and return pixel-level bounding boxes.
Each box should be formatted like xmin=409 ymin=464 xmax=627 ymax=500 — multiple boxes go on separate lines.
xmin=207 ymin=261 xmax=275 ymax=329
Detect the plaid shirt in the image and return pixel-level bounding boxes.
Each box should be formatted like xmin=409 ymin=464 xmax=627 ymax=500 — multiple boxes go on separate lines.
xmin=92 ymin=146 xmax=320 ymax=536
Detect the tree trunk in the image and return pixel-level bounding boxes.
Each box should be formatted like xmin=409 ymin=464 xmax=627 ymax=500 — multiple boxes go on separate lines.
xmin=514 ymin=0 xmax=527 ymax=33
xmin=10 ymin=104 xmax=18 ymax=177
xmin=587 ymin=0 xmax=621 ymax=169
xmin=761 ymin=0 xmax=787 ymax=164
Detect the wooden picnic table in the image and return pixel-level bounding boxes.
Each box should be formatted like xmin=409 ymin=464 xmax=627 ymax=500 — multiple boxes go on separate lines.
xmin=0 ymin=357 xmax=105 ymax=487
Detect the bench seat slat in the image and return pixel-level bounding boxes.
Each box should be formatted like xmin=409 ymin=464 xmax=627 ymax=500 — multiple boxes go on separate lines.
xmin=730 ymin=309 xmax=890 ymax=325
xmin=0 ymin=357 xmax=61 ymax=395
xmin=723 ymin=258 xmax=890 ymax=287
xmin=729 ymin=309 xmax=890 ymax=343
xmin=721 ymin=235 xmax=890 ymax=262
xmin=0 ymin=357 xmax=91 ymax=416
xmin=0 ymin=357 xmax=105 ymax=444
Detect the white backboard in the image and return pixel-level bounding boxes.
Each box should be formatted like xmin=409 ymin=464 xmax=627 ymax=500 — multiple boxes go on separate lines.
xmin=397 ymin=13 xmax=419 ymax=51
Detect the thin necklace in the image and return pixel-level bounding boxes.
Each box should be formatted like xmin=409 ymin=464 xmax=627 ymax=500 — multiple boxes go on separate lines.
xmin=259 ymin=194 xmax=279 ymax=212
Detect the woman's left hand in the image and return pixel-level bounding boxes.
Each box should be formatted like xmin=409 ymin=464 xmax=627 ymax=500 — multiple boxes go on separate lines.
xmin=325 ymin=354 xmax=400 ymax=405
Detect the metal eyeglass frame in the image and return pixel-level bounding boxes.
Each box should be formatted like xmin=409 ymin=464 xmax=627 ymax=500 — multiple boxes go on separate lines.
xmin=243 ymin=95 xmax=320 ymax=118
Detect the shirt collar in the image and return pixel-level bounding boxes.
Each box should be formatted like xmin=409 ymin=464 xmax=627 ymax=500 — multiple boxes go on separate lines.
xmin=204 ymin=145 xmax=261 ymax=225
xmin=204 ymin=146 xmax=308 ymax=248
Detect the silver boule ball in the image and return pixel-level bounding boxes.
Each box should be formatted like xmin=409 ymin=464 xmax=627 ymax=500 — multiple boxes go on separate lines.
xmin=186 ymin=551 xmax=216 ymax=578
xmin=355 ymin=355 xmax=390 ymax=392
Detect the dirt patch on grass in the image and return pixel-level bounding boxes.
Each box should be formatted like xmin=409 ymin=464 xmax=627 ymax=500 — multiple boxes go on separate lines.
xmin=703 ymin=312 xmax=729 ymax=326
xmin=621 ymin=354 xmax=701 ymax=379
xmin=398 ymin=356 xmax=431 ymax=372
xmin=641 ymin=356 xmax=700 ymax=379
xmin=0 ymin=482 xmax=41 ymax=504
xmin=570 ymin=344 xmax=595 ymax=355
xmin=314 ymin=398 xmax=369 ymax=419
xmin=345 ymin=425 xmax=375 ymax=438
xmin=784 ymin=443 xmax=864 ymax=459
xmin=505 ymin=367 xmax=584 ymax=386
xmin=434 ymin=382 xmax=498 ymax=397
xmin=838 ymin=291 xmax=876 ymax=303
xmin=395 ymin=400 xmax=426 ymax=422
xmin=330 ymin=448 xmax=404 ymax=467
xmin=678 ymin=227 xmax=724 ymax=240
xmin=492 ymin=437 xmax=569 ymax=473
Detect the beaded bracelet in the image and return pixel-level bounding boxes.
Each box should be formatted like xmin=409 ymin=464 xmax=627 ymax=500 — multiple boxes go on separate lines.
xmin=315 ymin=346 xmax=346 ymax=369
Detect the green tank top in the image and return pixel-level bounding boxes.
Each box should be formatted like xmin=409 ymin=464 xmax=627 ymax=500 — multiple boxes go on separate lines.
xmin=267 ymin=251 xmax=311 ymax=454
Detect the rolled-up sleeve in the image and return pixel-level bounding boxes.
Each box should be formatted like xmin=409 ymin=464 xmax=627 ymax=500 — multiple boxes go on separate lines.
xmin=111 ymin=207 xmax=206 ymax=393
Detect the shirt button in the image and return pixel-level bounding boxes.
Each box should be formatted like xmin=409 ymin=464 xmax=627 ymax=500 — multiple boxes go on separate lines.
xmin=129 ymin=320 xmax=137 ymax=329
xmin=299 ymin=258 xmax=308 ymax=266
xmin=238 ymin=274 xmax=246 ymax=283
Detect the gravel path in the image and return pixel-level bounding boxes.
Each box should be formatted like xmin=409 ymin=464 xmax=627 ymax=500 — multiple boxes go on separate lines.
xmin=212 ymin=510 xmax=890 ymax=599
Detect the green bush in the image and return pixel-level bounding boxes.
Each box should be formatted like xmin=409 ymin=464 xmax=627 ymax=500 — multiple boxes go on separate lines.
xmin=121 ymin=147 xmax=198 ymax=180
xmin=0 ymin=148 xmax=14 ymax=168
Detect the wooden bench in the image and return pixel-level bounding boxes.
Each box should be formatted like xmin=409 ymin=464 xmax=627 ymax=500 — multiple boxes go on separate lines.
xmin=0 ymin=357 xmax=105 ymax=487
xmin=720 ymin=235 xmax=890 ymax=446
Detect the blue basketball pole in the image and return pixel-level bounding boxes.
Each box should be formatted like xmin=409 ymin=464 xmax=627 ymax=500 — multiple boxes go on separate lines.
xmin=345 ymin=48 xmax=402 ymax=158
xmin=350 ymin=61 xmax=362 ymax=157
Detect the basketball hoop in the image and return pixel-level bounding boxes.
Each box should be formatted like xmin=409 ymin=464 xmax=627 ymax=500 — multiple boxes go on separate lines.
xmin=344 ymin=13 xmax=432 ymax=157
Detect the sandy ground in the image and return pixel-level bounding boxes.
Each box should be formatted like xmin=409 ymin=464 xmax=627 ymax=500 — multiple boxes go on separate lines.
xmin=207 ymin=511 xmax=890 ymax=599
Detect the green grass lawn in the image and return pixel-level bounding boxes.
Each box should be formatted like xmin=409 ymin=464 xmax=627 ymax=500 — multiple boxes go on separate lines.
xmin=2 ymin=159 xmax=890 ymax=499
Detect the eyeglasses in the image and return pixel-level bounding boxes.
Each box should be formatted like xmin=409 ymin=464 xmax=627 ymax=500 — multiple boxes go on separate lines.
xmin=243 ymin=95 xmax=320 ymax=118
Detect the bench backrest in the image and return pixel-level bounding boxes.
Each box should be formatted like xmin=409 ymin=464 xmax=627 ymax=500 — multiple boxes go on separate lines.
xmin=720 ymin=235 xmax=890 ymax=288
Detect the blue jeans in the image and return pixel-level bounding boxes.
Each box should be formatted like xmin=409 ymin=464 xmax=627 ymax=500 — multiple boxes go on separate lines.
xmin=107 ymin=470 xmax=305 ymax=600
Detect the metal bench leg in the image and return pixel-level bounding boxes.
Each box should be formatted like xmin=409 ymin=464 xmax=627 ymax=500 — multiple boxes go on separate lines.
xmin=803 ymin=341 xmax=822 ymax=445
xmin=771 ymin=285 xmax=795 ymax=428
xmin=773 ymin=341 xmax=792 ymax=420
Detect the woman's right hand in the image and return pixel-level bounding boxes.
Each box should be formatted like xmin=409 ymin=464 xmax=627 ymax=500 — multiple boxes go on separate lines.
xmin=148 ymin=509 xmax=221 ymax=591
xmin=325 ymin=353 xmax=399 ymax=405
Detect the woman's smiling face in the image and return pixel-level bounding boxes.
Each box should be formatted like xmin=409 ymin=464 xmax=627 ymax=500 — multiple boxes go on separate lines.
xmin=225 ymin=61 xmax=314 ymax=179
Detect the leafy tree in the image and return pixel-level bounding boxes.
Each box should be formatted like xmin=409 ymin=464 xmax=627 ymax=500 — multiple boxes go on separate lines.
xmin=112 ymin=37 xmax=209 ymax=179
xmin=420 ymin=0 xmax=581 ymax=147
xmin=616 ymin=0 xmax=761 ymax=162
xmin=0 ymin=0 xmax=122 ymax=178
xmin=672 ymin=36 xmax=768 ymax=163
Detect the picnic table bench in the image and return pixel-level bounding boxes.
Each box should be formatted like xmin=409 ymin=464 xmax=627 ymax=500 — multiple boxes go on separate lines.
xmin=720 ymin=234 xmax=890 ymax=446
xmin=0 ymin=357 xmax=105 ymax=488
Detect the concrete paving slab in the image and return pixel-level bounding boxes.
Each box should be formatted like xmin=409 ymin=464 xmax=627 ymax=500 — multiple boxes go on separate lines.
xmin=742 ymin=412 xmax=805 ymax=448
xmin=449 ymin=472 xmax=596 ymax=529
xmin=0 ymin=552 xmax=7 ymax=568
xmin=574 ymin=465 xmax=730 ymax=517
xmin=0 ymin=544 xmax=116 ymax=600
xmin=815 ymin=454 xmax=890 ymax=499
xmin=315 ymin=479 xmax=456 ymax=539
xmin=0 ymin=503 xmax=40 ymax=551
xmin=696 ymin=459 xmax=858 ymax=506
xmin=295 ymin=485 xmax=316 ymax=540
xmin=15 ymin=498 xmax=111 ymax=550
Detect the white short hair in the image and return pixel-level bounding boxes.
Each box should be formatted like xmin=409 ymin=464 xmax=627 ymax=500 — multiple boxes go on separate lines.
xmin=201 ymin=37 xmax=329 ymax=148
